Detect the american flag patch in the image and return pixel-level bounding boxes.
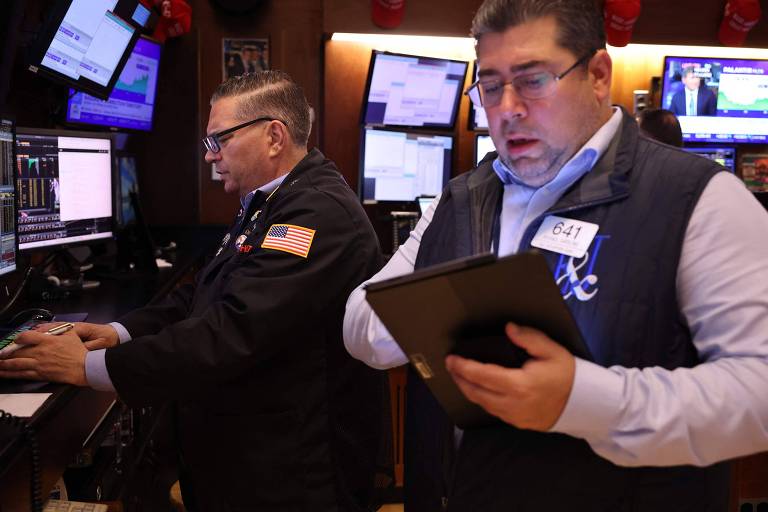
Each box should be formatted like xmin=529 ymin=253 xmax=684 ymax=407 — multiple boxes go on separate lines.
xmin=261 ymin=224 xmax=316 ymax=258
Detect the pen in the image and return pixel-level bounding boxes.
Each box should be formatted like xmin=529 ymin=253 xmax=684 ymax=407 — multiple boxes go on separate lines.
xmin=0 ymin=322 xmax=76 ymax=358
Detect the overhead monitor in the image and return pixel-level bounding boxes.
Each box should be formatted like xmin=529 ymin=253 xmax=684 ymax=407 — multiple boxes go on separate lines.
xmin=360 ymin=127 xmax=452 ymax=202
xmin=468 ymin=61 xmax=489 ymax=131
xmin=27 ymin=0 xmax=140 ymax=100
xmin=475 ymin=134 xmax=496 ymax=167
xmin=683 ymin=146 xmax=736 ymax=172
xmin=661 ymin=56 xmax=768 ymax=144
xmin=66 ymin=36 xmax=162 ymax=131
xmin=362 ymin=51 xmax=468 ymax=129
xmin=16 ymin=128 xmax=114 ymax=251
xmin=0 ymin=117 xmax=17 ymax=277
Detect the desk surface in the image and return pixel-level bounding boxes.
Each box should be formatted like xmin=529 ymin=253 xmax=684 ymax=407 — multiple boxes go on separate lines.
xmin=0 ymin=226 xmax=224 ymax=512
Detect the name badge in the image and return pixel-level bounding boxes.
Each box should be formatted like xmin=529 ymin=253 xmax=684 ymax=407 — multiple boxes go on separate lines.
xmin=531 ymin=215 xmax=599 ymax=258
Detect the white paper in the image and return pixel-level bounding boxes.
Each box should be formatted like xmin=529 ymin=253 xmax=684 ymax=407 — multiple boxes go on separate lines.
xmin=0 ymin=393 xmax=52 ymax=417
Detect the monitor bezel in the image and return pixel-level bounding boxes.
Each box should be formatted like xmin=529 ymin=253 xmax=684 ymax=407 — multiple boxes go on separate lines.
xmin=26 ymin=0 xmax=141 ymax=101
xmin=64 ymin=35 xmax=163 ymax=133
xmin=15 ymin=126 xmax=116 ymax=252
xmin=360 ymin=50 xmax=469 ymax=131
xmin=661 ymin=55 xmax=768 ymax=145
xmin=0 ymin=114 xmax=19 ymax=278
xmin=358 ymin=125 xmax=455 ymax=204
xmin=467 ymin=60 xmax=489 ymax=132
xmin=474 ymin=133 xmax=496 ymax=168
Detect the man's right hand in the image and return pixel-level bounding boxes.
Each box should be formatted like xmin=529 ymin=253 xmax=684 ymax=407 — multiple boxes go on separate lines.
xmin=35 ymin=322 xmax=119 ymax=350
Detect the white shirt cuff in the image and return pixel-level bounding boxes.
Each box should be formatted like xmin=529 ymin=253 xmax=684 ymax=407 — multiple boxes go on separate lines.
xmin=549 ymin=357 xmax=623 ymax=440
xmin=109 ymin=322 xmax=132 ymax=344
xmin=85 ymin=349 xmax=116 ymax=392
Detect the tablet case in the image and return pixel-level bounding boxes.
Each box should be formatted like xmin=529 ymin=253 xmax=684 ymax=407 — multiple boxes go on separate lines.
xmin=365 ymin=251 xmax=591 ymax=428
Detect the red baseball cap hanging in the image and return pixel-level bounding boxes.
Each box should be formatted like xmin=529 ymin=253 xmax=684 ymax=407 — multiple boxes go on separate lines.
xmin=371 ymin=0 xmax=405 ymax=29
xmin=140 ymin=0 xmax=192 ymax=42
xmin=604 ymin=0 xmax=642 ymax=47
xmin=719 ymin=0 xmax=761 ymax=47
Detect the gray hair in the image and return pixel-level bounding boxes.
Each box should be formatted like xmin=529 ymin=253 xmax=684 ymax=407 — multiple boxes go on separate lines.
xmin=471 ymin=0 xmax=605 ymax=60
xmin=210 ymin=70 xmax=311 ymax=147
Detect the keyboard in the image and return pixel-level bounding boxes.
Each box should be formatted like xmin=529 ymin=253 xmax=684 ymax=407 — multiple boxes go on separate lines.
xmin=44 ymin=500 xmax=108 ymax=512
xmin=0 ymin=319 xmax=43 ymax=357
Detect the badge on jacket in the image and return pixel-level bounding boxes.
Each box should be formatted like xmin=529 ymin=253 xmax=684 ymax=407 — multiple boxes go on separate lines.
xmin=261 ymin=224 xmax=316 ymax=258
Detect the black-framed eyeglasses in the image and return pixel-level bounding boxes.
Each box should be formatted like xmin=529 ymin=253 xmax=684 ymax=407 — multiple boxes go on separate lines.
xmin=202 ymin=116 xmax=287 ymax=153
xmin=464 ymin=51 xmax=597 ymax=108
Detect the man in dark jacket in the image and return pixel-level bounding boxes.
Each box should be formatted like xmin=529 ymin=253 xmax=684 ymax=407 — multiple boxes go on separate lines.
xmin=3 ymin=71 xmax=383 ymax=512
xmin=344 ymin=1 xmax=768 ymax=511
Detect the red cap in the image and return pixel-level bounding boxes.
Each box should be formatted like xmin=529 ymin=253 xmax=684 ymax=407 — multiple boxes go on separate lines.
xmin=371 ymin=0 xmax=405 ymax=29
xmin=719 ymin=0 xmax=761 ymax=47
xmin=604 ymin=0 xmax=642 ymax=47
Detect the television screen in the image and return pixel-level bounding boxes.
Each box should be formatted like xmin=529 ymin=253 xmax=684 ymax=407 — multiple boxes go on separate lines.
xmin=475 ymin=134 xmax=495 ymax=166
xmin=16 ymin=128 xmax=114 ymax=250
xmin=66 ymin=36 xmax=161 ymax=131
xmin=468 ymin=61 xmax=489 ymax=131
xmin=683 ymin=146 xmax=736 ymax=172
xmin=661 ymin=56 xmax=768 ymax=144
xmin=362 ymin=51 xmax=468 ymax=129
xmin=27 ymin=0 xmax=140 ymax=100
xmin=0 ymin=117 xmax=17 ymax=277
xmin=360 ymin=127 xmax=452 ymax=202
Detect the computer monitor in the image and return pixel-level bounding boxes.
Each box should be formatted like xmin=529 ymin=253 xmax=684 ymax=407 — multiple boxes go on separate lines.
xmin=475 ymin=134 xmax=496 ymax=167
xmin=0 ymin=117 xmax=17 ymax=277
xmin=360 ymin=127 xmax=453 ymax=202
xmin=26 ymin=0 xmax=140 ymax=100
xmin=683 ymin=146 xmax=736 ymax=172
xmin=661 ymin=56 xmax=768 ymax=144
xmin=361 ymin=51 xmax=468 ymax=129
xmin=417 ymin=196 xmax=435 ymax=215
xmin=66 ymin=36 xmax=162 ymax=131
xmin=468 ymin=61 xmax=489 ymax=131
xmin=16 ymin=128 xmax=114 ymax=251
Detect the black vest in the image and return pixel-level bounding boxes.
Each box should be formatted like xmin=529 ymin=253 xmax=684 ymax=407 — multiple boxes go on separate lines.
xmin=405 ymin=111 xmax=730 ymax=512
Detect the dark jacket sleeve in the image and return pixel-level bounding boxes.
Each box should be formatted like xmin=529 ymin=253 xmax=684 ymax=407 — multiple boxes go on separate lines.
xmin=104 ymin=187 xmax=380 ymax=406
xmin=117 ymin=282 xmax=196 ymax=338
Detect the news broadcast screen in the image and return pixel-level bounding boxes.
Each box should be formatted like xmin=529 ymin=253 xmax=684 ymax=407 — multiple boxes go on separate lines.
xmin=661 ymin=56 xmax=768 ymax=144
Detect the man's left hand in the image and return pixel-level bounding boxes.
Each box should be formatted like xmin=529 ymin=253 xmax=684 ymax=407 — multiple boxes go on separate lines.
xmin=445 ymin=322 xmax=575 ymax=431
xmin=0 ymin=330 xmax=88 ymax=386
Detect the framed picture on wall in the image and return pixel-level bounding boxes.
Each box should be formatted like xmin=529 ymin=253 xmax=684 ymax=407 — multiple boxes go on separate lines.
xmin=222 ymin=38 xmax=269 ymax=80
xmin=742 ymin=153 xmax=768 ymax=192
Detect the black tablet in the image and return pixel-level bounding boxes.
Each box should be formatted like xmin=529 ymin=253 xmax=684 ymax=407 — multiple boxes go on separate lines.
xmin=365 ymin=251 xmax=591 ymax=428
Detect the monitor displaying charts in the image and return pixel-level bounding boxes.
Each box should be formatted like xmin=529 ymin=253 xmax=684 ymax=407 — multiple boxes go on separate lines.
xmin=361 ymin=51 xmax=468 ymax=129
xmin=360 ymin=127 xmax=453 ymax=202
xmin=475 ymin=134 xmax=496 ymax=166
xmin=0 ymin=117 xmax=16 ymax=277
xmin=16 ymin=128 xmax=114 ymax=250
xmin=67 ymin=36 xmax=162 ymax=131
xmin=683 ymin=146 xmax=736 ymax=172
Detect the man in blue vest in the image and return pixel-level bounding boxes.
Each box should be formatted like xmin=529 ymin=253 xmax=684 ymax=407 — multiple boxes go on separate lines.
xmin=343 ymin=0 xmax=768 ymax=510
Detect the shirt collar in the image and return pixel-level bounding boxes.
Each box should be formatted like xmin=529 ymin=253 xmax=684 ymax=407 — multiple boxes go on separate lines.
xmin=241 ymin=173 xmax=289 ymax=210
xmin=492 ymin=107 xmax=623 ymax=190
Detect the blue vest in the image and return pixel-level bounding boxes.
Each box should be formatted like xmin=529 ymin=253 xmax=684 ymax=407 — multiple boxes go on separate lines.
xmin=405 ymin=111 xmax=730 ymax=512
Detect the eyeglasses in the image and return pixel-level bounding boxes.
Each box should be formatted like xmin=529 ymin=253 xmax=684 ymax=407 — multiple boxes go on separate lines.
xmin=202 ymin=116 xmax=287 ymax=153
xmin=464 ymin=51 xmax=596 ymax=108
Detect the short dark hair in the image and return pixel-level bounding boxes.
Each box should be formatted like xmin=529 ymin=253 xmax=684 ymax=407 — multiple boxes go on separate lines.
xmin=211 ymin=70 xmax=311 ymax=147
xmin=639 ymin=109 xmax=683 ymax=147
xmin=681 ymin=66 xmax=696 ymax=79
xmin=471 ymin=0 xmax=605 ymax=59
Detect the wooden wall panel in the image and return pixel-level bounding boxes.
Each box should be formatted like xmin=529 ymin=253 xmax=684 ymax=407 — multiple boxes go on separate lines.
xmin=324 ymin=0 xmax=768 ymax=47
xmin=195 ymin=0 xmax=324 ymax=225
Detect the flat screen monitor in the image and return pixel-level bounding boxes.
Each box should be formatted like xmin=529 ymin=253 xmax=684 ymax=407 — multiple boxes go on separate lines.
xmin=360 ymin=127 xmax=453 ymax=202
xmin=66 ymin=36 xmax=162 ymax=131
xmin=417 ymin=196 xmax=435 ymax=215
xmin=27 ymin=0 xmax=140 ymax=100
xmin=0 ymin=118 xmax=17 ymax=277
xmin=468 ymin=61 xmax=489 ymax=131
xmin=683 ymin=146 xmax=736 ymax=172
xmin=16 ymin=128 xmax=114 ymax=251
xmin=475 ymin=134 xmax=496 ymax=167
xmin=661 ymin=56 xmax=768 ymax=144
xmin=362 ymin=51 xmax=468 ymax=129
